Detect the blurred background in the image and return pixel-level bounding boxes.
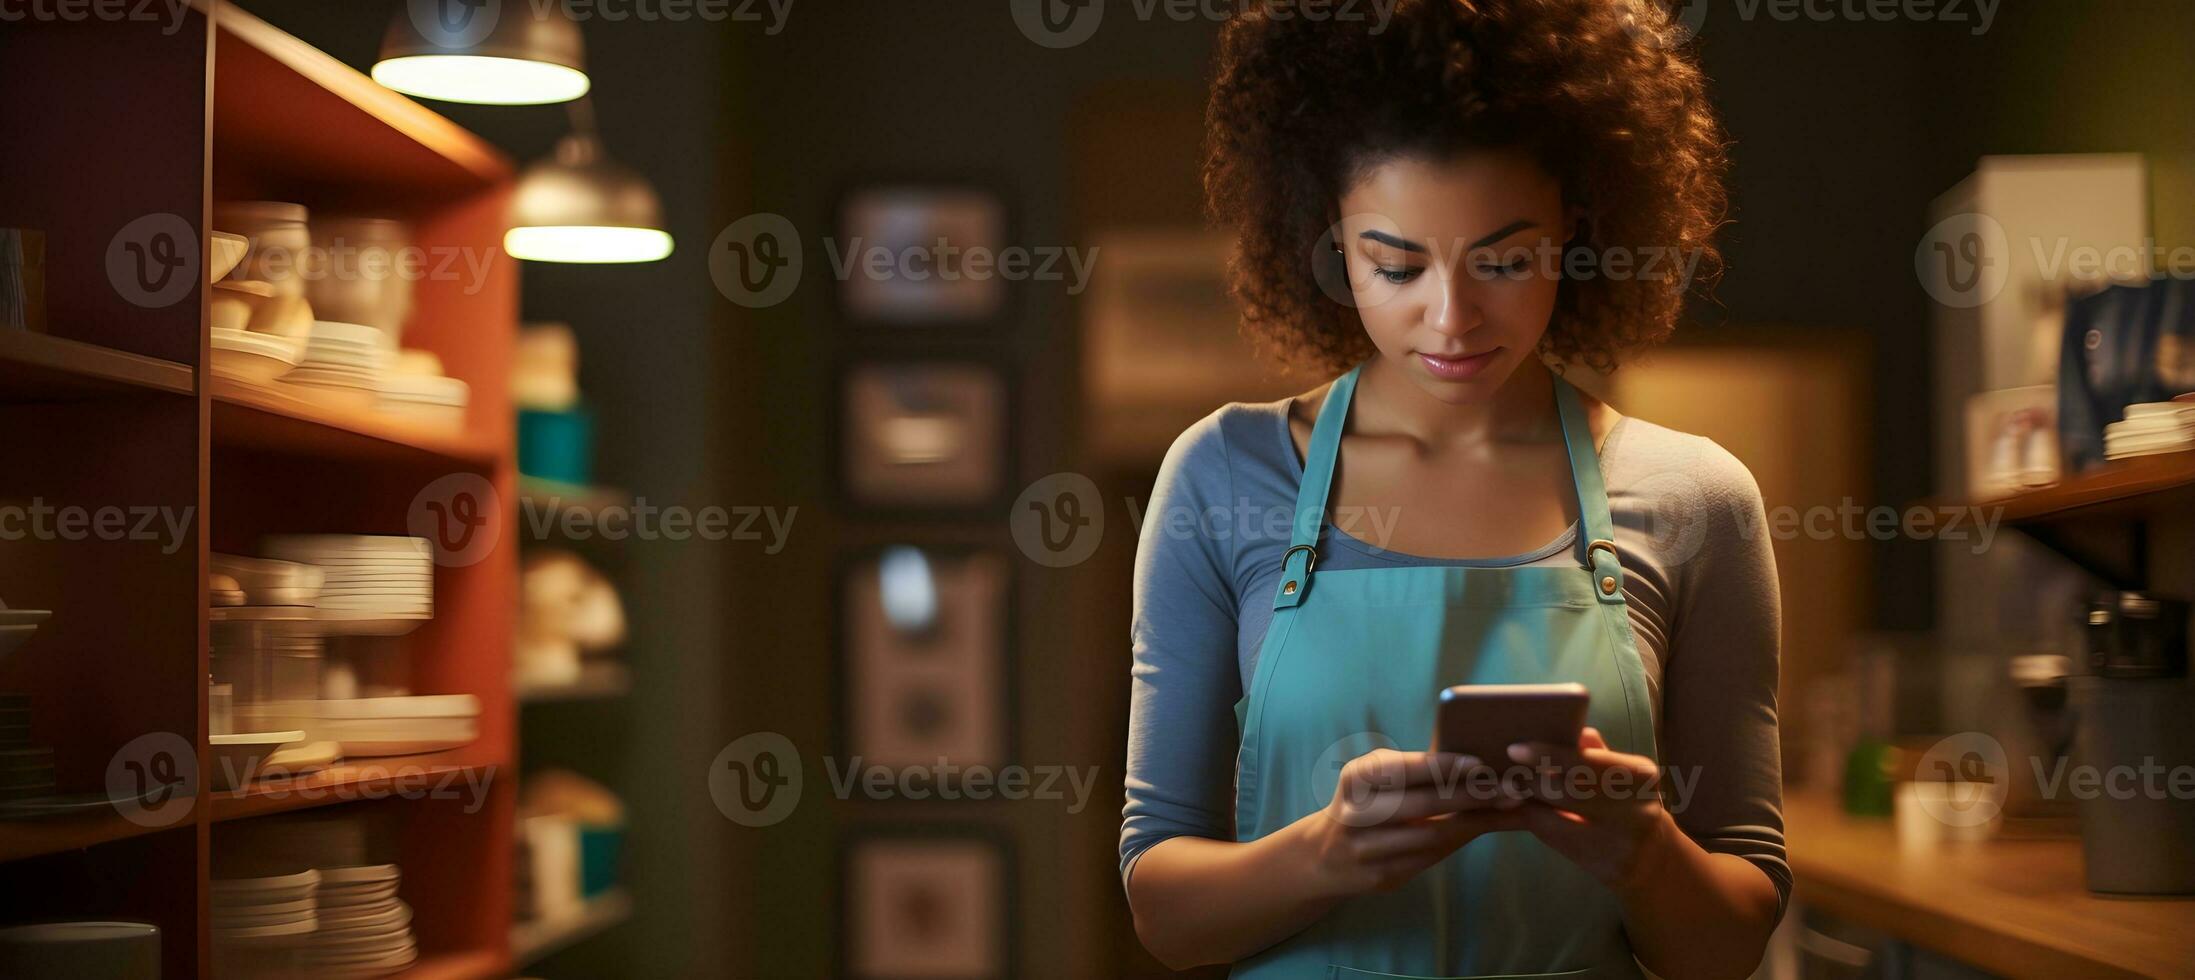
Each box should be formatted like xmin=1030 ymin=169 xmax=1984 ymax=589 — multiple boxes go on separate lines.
xmin=3 ymin=0 xmax=2195 ymax=977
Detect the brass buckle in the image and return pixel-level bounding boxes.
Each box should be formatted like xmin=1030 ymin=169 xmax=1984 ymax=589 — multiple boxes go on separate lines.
xmin=1281 ymin=543 xmax=1319 ymax=576
xmin=1586 ymin=539 xmax=1619 ymax=567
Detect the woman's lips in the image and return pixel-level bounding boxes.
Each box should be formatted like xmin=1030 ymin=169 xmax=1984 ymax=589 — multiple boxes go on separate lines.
xmin=1416 ymin=348 xmax=1503 ymax=381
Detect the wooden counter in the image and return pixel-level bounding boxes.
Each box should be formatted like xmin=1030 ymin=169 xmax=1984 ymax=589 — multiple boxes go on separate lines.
xmin=1786 ymin=792 xmax=2195 ymax=978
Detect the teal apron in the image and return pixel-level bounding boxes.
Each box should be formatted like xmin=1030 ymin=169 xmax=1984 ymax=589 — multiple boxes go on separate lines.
xmin=1231 ymin=364 xmax=1658 ymax=979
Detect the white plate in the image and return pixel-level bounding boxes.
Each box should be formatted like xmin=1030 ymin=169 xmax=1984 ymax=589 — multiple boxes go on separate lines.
xmin=313 ymin=695 xmax=480 ymax=720
xmin=336 ymin=733 xmax=477 ymax=757
xmin=318 ymin=900 xmax=408 ymax=930
xmin=207 ymin=730 xmax=305 ymax=791
xmin=211 ymin=869 xmax=321 ymax=894
xmin=319 ymin=863 xmax=401 ymax=885
xmin=0 ymin=609 xmax=51 ymax=629
xmin=210 ymin=917 xmax=317 ymax=940
xmin=307 ymin=321 xmax=388 ymax=347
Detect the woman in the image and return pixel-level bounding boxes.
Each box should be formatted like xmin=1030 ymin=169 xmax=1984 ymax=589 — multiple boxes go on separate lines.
xmin=1120 ymin=2 xmax=1788 ymax=977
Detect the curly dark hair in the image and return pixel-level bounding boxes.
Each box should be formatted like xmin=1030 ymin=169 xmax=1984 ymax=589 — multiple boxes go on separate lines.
xmin=1204 ymin=0 xmax=1730 ymax=375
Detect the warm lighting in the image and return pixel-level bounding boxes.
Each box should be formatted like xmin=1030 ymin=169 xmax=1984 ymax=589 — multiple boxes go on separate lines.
xmin=503 ymin=226 xmax=673 ymax=264
xmin=506 ymin=122 xmax=673 ymax=265
xmin=371 ymin=55 xmax=589 ymax=106
xmin=373 ymin=4 xmax=588 ymax=105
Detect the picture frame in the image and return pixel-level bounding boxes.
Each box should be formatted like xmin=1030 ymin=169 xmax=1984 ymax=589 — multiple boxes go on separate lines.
xmin=833 ymin=544 xmax=1015 ymax=774
xmin=833 ymin=181 xmax=1014 ymax=331
xmin=833 ymin=355 xmax=1015 ymax=518
xmin=838 ymin=824 xmax=1016 ymax=980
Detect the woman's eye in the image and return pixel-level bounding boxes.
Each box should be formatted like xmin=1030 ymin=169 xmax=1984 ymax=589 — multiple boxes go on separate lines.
xmin=1373 ymin=266 xmax=1421 ymax=284
xmin=1476 ymin=257 xmax=1532 ymax=278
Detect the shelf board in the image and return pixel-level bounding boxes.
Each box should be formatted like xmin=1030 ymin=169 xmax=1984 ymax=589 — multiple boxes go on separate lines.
xmin=1970 ymin=450 xmax=2195 ymax=525
xmin=512 ymin=888 xmax=633 ymax=966
xmin=517 ymin=661 xmax=631 ymax=704
xmin=208 ymin=750 xmax=501 ymax=823
xmin=212 ymin=375 xmax=499 ymax=468
xmin=519 ymin=477 xmax=632 ymax=520
xmin=1788 ymin=791 xmax=2195 ymax=978
xmin=205 ymin=0 xmax=513 ymax=203
xmin=394 ymin=948 xmax=510 ymax=980
xmin=0 ymin=330 xmax=194 ymax=401
xmin=0 ymin=800 xmax=193 ymax=863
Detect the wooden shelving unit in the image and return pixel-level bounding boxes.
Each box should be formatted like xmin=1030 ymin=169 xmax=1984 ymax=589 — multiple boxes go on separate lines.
xmin=1973 ymin=450 xmax=2195 ymax=525
xmin=0 ymin=4 xmax=519 ymax=977
xmin=1957 ymin=449 xmax=2195 ymax=588
xmin=0 ymin=329 xmax=195 ymax=401
xmin=517 ymin=661 xmax=632 ymax=704
xmin=511 ymin=888 xmax=633 ymax=967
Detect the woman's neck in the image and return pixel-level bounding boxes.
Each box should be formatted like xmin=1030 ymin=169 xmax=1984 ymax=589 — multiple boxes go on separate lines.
xmin=1354 ymin=354 xmax=1560 ymax=451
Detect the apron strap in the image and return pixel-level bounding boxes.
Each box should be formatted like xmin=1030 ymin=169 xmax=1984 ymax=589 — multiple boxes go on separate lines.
xmin=1270 ymin=364 xmax=1627 ymax=608
xmin=1272 ymin=364 xmax=1361 ymax=610
xmin=1552 ymin=372 xmax=1628 ymax=605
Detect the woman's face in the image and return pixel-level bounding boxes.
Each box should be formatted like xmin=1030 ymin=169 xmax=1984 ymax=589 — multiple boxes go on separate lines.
xmin=1334 ymin=148 xmax=1577 ymax=403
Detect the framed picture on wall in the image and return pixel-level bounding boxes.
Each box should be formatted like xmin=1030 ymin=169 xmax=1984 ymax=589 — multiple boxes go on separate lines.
xmin=835 ymin=183 xmax=1011 ymax=328
xmin=839 ymin=825 xmax=1015 ymax=980
xmin=835 ymin=358 xmax=1012 ymax=515
xmin=836 ymin=545 xmax=1013 ymax=772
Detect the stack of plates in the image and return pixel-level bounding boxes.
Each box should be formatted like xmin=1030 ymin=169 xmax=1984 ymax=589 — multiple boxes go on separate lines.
xmin=250 ymin=694 xmax=480 ymax=757
xmin=0 ymin=695 xmax=26 ymax=752
xmin=378 ymin=373 xmax=469 ymax=431
xmin=308 ymin=865 xmax=418 ymax=977
xmin=211 ymin=870 xmax=320 ymax=946
xmin=286 ymin=321 xmax=394 ymax=407
xmin=0 ymin=744 xmax=54 ymax=802
xmin=2104 ymin=401 xmax=2195 ymax=460
xmin=263 ymin=536 xmax=432 ymax=622
xmin=0 ymin=603 xmax=52 ymax=660
xmin=211 ymin=328 xmax=302 ymax=385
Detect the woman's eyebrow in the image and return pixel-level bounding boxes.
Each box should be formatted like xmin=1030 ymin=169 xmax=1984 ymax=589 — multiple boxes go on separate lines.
xmin=1358 ymin=219 xmax=1536 ymax=255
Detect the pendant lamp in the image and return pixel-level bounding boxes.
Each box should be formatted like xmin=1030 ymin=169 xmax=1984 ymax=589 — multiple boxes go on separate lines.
xmin=373 ymin=0 xmax=590 ymax=106
xmin=504 ymin=99 xmax=674 ymax=264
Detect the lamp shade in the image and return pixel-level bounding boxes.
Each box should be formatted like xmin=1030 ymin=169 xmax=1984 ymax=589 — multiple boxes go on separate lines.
xmin=505 ymin=134 xmax=674 ymax=264
xmin=373 ymin=2 xmax=590 ymax=105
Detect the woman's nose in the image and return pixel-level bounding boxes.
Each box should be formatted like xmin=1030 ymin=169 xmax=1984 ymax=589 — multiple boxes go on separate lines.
xmin=1426 ymin=270 xmax=1482 ymax=337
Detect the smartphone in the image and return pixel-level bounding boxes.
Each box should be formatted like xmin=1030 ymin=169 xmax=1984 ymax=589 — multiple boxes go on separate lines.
xmin=1432 ymin=682 xmax=1590 ymax=770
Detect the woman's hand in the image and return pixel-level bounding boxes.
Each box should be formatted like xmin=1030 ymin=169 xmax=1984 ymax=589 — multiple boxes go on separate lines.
xmin=1299 ymin=748 xmax=1532 ymax=898
xmin=1503 ymin=726 xmax=1681 ymax=895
